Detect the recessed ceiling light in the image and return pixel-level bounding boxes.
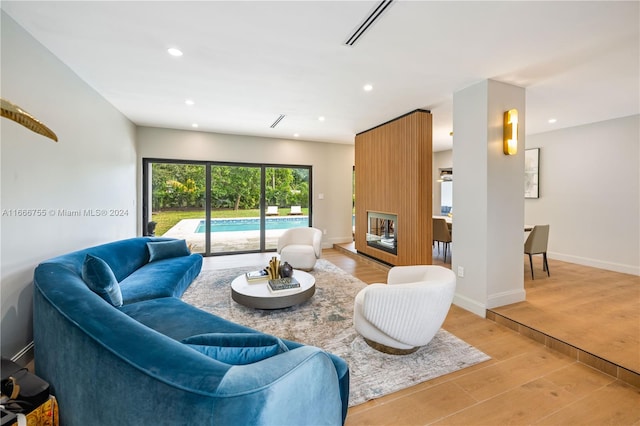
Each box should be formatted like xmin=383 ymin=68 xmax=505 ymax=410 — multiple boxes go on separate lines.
xmin=167 ymin=48 xmax=183 ymax=57
xmin=548 ymin=118 xmax=557 ymax=124
xmin=318 ymin=116 xmax=325 ymax=122
xmin=191 ymin=123 xmax=198 ymax=128
xmin=293 ymin=133 xmax=300 ymax=138
xmin=363 ymin=84 xmax=373 ymax=92
xmin=185 ymin=99 xmax=195 ymax=106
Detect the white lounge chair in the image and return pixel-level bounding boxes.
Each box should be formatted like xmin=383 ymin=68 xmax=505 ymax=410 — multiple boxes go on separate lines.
xmin=266 ymin=206 xmax=279 ymax=216
xmin=277 ymin=227 xmax=322 ymax=271
xmin=289 ymin=206 xmax=302 ymax=215
xmin=354 ymin=265 xmax=456 ymax=354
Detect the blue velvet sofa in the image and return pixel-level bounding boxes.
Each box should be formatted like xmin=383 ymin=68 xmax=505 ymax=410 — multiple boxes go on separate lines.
xmin=33 ymin=237 xmax=349 ymax=425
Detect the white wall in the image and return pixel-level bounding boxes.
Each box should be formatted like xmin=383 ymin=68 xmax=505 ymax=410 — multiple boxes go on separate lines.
xmin=0 ymin=12 xmax=137 ymax=361
xmin=526 ymin=115 xmax=640 ymax=275
xmin=452 ymin=80 xmax=526 ymax=316
xmin=433 ymin=150 xmax=453 ymax=215
xmin=136 ymin=127 xmax=355 ymax=247
xmin=435 ymin=113 xmax=640 ymax=284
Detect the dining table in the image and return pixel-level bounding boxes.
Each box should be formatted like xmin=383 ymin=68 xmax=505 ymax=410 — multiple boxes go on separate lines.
xmin=433 ymin=216 xmax=534 ymax=232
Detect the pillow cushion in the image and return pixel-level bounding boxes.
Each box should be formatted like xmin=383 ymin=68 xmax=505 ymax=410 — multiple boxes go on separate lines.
xmin=182 ymin=333 xmax=289 ymax=365
xmin=81 ymin=254 xmax=123 ymax=307
xmin=147 ymin=239 xmax=190 ymax=262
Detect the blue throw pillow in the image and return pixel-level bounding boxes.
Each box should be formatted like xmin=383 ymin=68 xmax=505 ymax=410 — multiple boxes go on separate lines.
xmin=147 ymin=239 xmax=190 ymax=262
xmin=81 ymin=254 xmax=123 ymax=307
xmin=182 ymin=333 xmax=289 ymax=365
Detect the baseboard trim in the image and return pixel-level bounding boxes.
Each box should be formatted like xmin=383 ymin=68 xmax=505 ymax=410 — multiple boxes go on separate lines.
xmin=322 ymin=236 xmax=354 ymax=249
xmin=549 ymin=251 xmax=639 ymax=276
xmin=486 ymin=288 xmax=526 ymax=309
xmin=453 ymin=294 xmax=486 ymax=318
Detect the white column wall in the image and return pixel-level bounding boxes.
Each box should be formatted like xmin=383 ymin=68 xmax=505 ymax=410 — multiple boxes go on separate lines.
xmin=452 ymin=80 xmax=526 ymax=316
xmin=451 ymin=81 xmax=490 ymax=315
xmin=485 ymin=81 xmax=526 ymax=308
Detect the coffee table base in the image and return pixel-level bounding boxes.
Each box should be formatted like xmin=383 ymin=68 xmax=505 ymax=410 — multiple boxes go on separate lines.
xmin=232 ymin=285 xmax=315 ymax=309
xmin=230 ymin=270 xmax=316 ymax=309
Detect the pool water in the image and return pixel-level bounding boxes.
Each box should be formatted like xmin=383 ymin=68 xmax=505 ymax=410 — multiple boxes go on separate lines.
xmin=195 ymin=217 xmax=309 ymax=233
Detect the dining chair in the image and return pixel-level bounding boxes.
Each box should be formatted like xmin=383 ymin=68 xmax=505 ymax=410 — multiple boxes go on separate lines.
xmin=432 ymin=218 xmax=452 ymax=263
xmin=524 ymin=224 xmax=550 ymax=279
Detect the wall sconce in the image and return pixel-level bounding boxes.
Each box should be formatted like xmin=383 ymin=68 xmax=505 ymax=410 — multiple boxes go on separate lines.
xmin=1 ymin=98 xmax=58 ymax=141
xmin=503 ymin=109 xmax=518 ymax=155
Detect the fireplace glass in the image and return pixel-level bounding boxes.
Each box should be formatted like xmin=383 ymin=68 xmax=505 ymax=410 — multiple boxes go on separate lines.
xmin=366 ymin=212 xmax=397 ymax=255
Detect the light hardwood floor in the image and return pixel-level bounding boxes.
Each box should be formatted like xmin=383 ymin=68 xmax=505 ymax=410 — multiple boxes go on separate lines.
xmin=491 ymin=256 xmax=640 ymax=383
xmin=206 ymin=246 xmax=640 ymax=425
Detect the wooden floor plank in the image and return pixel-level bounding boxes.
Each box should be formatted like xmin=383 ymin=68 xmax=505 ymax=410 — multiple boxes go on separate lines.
xmin=492 ymin=257 xmax=640 ymax=374
xmin=200 ymin=245 xmax=640 ymax=425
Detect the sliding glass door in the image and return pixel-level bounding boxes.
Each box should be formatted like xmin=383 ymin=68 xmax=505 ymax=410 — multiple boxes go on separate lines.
xmin=143 ymin=159 xmax=311 ymax=255
xmin=264 ymin=166 xmax=310 ymax=250
xmin=210 ymin=164 xmax=262 ymax=253
xmin=146 ymin=162 xmax=206 ymax=252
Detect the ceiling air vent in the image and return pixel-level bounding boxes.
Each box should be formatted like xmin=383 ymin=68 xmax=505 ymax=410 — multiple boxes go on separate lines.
xmin=344 ymin=0 xmax=394 ymax=47
xmin=270 ymin=114 xmax=285 ymax=128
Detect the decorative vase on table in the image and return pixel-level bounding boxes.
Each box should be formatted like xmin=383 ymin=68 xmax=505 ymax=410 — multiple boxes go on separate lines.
xmin=280 ymin=261 xmax=293 ymax=278
xmin=266 ymin=256 xmax=281 ymax=279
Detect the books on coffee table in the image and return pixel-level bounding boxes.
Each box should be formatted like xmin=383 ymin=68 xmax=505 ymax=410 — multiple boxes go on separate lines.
xmin=245 ymin=269 xmax=269 ymax=282
xmin=268 ymin=277 xmax=301 ymax=292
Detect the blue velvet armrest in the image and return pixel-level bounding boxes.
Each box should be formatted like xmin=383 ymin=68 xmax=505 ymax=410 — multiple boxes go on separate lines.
xmin=215 ymin=346 xmax=343 ymax=425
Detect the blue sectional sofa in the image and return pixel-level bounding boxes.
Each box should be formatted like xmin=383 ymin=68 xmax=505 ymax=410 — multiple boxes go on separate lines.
xmin=33 ymin=237 xmax=349 ymax=425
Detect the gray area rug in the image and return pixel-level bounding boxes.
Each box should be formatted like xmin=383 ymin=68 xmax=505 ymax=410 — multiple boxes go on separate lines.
xmin=182 ymin=259 xmax=490 ymax=406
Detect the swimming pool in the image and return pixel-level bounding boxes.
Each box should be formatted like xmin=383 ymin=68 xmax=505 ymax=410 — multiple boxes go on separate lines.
xmin=194 ymin=216 xmax=309 ymax=233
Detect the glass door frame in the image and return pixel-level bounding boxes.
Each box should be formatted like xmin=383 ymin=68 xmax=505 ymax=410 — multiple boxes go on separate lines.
xmin=142 ymin=158 xmax=312 ymax=256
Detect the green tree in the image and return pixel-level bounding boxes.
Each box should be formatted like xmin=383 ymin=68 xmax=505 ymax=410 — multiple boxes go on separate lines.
xmin=152 ymin=163 xmax=205 ymax=210
xmin=152 ymin=163 xmax=310 ymax=211
xmin=266 ymin=168 xmax=295 ymax=206
xmin=211 ymin=166 xmax=261 ymax=210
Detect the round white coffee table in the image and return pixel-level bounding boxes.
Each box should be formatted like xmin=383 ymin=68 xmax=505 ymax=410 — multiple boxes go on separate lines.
xmin=231 ymin=270 xmax=316 ymax=309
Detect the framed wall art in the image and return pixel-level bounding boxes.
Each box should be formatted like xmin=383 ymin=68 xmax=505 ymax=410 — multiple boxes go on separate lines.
xmin=525 ymin=148 xmax=539 ymax=199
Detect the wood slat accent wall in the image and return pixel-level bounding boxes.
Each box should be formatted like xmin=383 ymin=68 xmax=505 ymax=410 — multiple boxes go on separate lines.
xmin=354 ymin=110 xmax=433 ymax=265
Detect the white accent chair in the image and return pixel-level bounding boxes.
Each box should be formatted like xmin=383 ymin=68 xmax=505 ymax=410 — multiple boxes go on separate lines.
xmin=353 ymin=265 xmax=456 ymax=354
xmin=277 ymin=227 xmax=322 ymax=271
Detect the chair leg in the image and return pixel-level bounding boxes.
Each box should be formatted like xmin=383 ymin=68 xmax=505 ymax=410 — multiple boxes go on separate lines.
xmin=543 ymin=253 xmax=550 ymax=276
xmin=528 ymin=254 xmax=534 ymax=280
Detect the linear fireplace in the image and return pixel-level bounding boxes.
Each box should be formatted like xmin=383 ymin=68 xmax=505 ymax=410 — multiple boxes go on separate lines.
xmin=366 ymin=211 xmax=397 ymax=255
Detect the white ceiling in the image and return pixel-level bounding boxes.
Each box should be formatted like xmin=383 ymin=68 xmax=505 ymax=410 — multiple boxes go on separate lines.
xmin=2 ymin=1 xmax=638 ymax=151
